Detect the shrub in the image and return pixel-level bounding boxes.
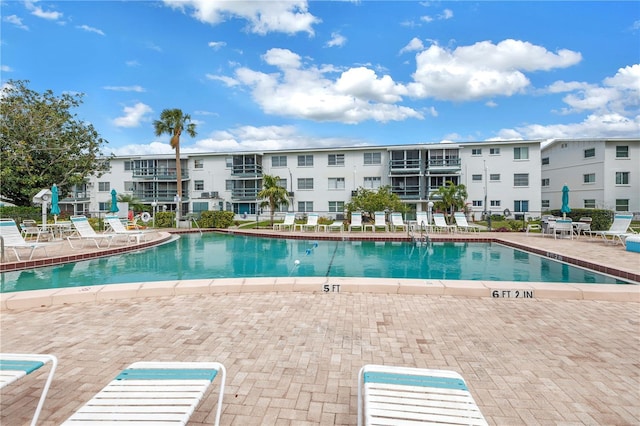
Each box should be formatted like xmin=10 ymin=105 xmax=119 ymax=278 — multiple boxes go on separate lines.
xmin=199 ymin=211 xmax=235 ymax=228
xmin=546 ymin=208 xmax=612 ymax=231
xmin=154 ymin=211 xmax=176 ymax=228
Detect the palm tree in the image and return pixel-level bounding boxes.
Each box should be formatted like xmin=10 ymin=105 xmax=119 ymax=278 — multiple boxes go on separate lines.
xmin=257 ymin=174 xmax=289 ymax=226
xmin=431 ymin=181 xmax=468 ymax=224
xmin=117 ymin=193 xmax=146 ymax=213
xmin=153 ymin=109 xmax=197 ymax=222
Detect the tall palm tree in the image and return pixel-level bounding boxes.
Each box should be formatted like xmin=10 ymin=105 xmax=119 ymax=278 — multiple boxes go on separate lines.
xmin=152 ymin=109 xmax=197 ymax=221
xmin=257 ymin=174 xmax=289 ymax=226
xmin=431 ymin=181 xmax=468 ymax=224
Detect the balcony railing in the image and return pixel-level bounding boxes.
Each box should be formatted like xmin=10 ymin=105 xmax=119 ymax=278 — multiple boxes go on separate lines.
xmin=61 ymin=192 xmax=90 ymax=201
xmin=133 ymin=190 xmax=190 ymax=202
xmin=389 ymin=159 xmax=422 ymax=174
xmin=132 ymin=168 xmax=189 ymax=180
xmin=426 ymin=158 xmax=461 ymax=171
xmin=231 ymin=188 xmax=259 ymax=200
xmin=391 ymin=185 xmax=422 ymax=200
xmin=231 ymin=164 xmax=263 ymax=177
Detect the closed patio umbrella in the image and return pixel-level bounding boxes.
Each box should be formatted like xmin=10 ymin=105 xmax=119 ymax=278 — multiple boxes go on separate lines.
xmin=110 ymin=189 xmax=119 ymax=213
xmin=50 ymin=184 xmax=61 ymax=223
xmin=561 ymin=184 xmax=571 ymax=218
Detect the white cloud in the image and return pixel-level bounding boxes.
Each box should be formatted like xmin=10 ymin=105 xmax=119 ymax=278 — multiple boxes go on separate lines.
xmin=25 ymin=1 xmax=63 ymax=20
xmin=1 ymin=65 xmax=13 ymax=72
xmin=439 ymin=9 xmax=454 ymax=20
xmin=408 ymin=39 xmax=582 ymax=101
xmin=222 ymin=48 xmax=422 ymax=124
xmin=126 ymin=60 xmax=140 ymax=67
xmin=103 ymin=86 xmax=145 ymax=92
xmin=206 ymin=74 xmax=240 ymax=87
xmin=110 ymin=141 xmax=175 ymax=156
xmin=325 ymin=32 xmax=346 ymax=48
xmin=208 ymin=41 xmax=226 ymax=50
xmin=400 ymin=38 xmax=424 ymax=55
xmin=163 ymin=0 xmax=320 ymax=35
xmin=4 ymin=15 xmax=28 ymax=30
xmin=77 ymin=24 xmax=105 ymax=36
xmin=113 ymin=103 xmax=153 ymax=128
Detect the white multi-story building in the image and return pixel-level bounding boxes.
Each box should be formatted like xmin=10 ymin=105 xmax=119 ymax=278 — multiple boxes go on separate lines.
xmin=541 ymin=138 xmax=639 ymax=213
xmin=57 ymin=138 xmax=636 ymax=221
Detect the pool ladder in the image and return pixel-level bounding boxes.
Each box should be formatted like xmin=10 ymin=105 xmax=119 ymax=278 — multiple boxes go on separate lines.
xmin=409 ymin=222 xmax=430 ymax=246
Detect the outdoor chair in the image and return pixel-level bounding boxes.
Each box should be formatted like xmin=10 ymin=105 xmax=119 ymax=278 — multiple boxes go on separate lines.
xmin=0 ymin=219 xmax=58 ymax=261
xmin=0 ymin=353 xmax=58 ymax=426
xmin=274 ymin=212 xmax=296 ymax=231
xmin=454 ymin=212 xmax=480 ymax=232
xmin=433 ymin=213 xmax=456 ymax=233
xmin=358 ymin=364 xmax=488 ymax=426
xmin=20 ymin=220 xmax=53 ymax=242
xmin=587 ymin=214 xmax=634 ymax=245
xmin=553 ymin=219 xmax=574 ymax=239
xmin=349 ymin=212 xmax=364 ymax=232
xmin=390 ymin=212 xmax=407 ymax=232
xmin=294 ymin=213 xmax=319 ymax=232
xmin=68 ymin=215 xmax=118 ymax=249
xmin=104 ymin=214 xmax=153 ymax=244
xmin=366 ymin=211 xmax=388 ymax=232
xmin=63 ymin=361 xmax=226 ymax=426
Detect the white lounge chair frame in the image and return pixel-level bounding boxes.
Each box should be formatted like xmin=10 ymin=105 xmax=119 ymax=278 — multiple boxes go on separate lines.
xmin=274 ymin=212 xmax=296 ymax=231
xmin=390 ymin=212 xmax=407 ymax=232
xmin=63 ymin=361 xmax=226 ymax=426
xmin=412 ymin=211 xmax=431 ymax=232
xmin=0 ymin=353 xmax=58 ymax=426
xmin=105 ymin=214 xmax=152 ymax=244
xmin=588 ymin=214 xmax=634 ymax=245
xmin=349 ymin=212 xmax=364 ymax=232
xmin=454 ymin=212 xmax=480 ymax=232
xmin=68 ymin=215 xmax=117 ymax=248
xmin=0 ymin=219 xmax=57 ymax=261
xmin=433 ymin=213 xmax=457 ymax=233
xmin=295 ymin=213 xmax=319 ymax=232
xmin=358 ymin=364 xmax=488 ymax=426
xmin=326 ymin=221 xmax=344 ymax=232
xmin=367 ymin=211 xmax=388 ymax=232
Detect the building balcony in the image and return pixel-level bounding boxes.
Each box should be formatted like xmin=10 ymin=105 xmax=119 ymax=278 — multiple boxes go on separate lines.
xmin=231 ymin=188 xmax=259 ymax=200
xmin=426 ymin=158 xmax=461 ymax=173
xmin=132 ymin=168 xmax=189 ymax=180
xmin=389 ymin=159 xmax=422 ymax=174
xmin=61 ymin=192 xmax=90 ymax=202
xmin=133 ymin=190 xmax=190 ymax=203
xmin=391 ymin=185 xmax=422 ymax=200
xmin=231 ymin=165 xmax=263 ymax=177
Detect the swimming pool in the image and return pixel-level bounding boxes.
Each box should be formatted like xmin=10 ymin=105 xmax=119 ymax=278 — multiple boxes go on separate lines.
xmin=1 ymin=233 xmax=632 ymax=293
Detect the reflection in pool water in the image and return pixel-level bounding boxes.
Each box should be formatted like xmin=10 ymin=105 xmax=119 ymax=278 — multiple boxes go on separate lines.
xmin=1 ymin=233 xmax=631 ymax=292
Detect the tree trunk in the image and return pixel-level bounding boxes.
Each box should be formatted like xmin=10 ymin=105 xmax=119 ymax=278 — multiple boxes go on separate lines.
xmin=175 ymin=142 xmax=181 ymax=223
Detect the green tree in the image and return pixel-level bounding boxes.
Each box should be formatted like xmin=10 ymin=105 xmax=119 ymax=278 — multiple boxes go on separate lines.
xmin=257 ymin=174 xmax=289 ymax=226
xmin=430 ymin=181 xmax=468 ymax=224
xmin=346 ymin=186 xmax=406 ymax=219
xmin=0 ymin=80 xmax=111 ymax=206
xmin=152 ymin=108 xmax=197 ymax=221
xmin=116 ymin=193 xmax=147 ymax=213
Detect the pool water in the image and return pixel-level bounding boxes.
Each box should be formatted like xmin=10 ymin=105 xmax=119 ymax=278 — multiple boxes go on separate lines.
xmin=1 ymin=233 xmax=631 ymax=292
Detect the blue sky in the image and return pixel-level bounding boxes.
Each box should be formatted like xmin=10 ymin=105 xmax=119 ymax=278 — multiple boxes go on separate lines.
xmin=2 ymin=1 xmax=639 ymax=156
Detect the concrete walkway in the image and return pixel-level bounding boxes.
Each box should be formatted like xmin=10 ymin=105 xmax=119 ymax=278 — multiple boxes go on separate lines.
xmin=1 ymin=229 xmax=639 ymax=425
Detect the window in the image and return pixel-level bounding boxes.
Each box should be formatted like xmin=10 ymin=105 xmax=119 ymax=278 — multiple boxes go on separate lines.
xmin=192 ymin=202 xmax=208 ymax=214
xmin=277 ymin=178 xmax=287 ymax=189
xmin=364 ymin=176 xmax=381 ymax=189
xmin=541 ymin=178 xmax=550 ymax=187
xmin=513 ymin=173 xmax=529 ymax=186
xmin=615 ymin=172 xmax=629 ymax=185
xmin=489 ymin=148 xmax=500 ymax=155
xmin=472 ymin=200 xmax=483 ymax=207
xmin=272 ymin=155 xmax=287 ymax=167
xmin=98 ymin=202 xmax=109 ymax=211
xmin=98 ymin=182 xmax=110 ymax=192
xmin=225 ymin=180 xmax=234 ymax=191
xmin=298 ymin=155 xmax=313 ymax=167
xmin=490 ymin=174 xmax=500 ymax=181
xmin=328 ymin=154 xmax=345 ymax=166
xmin=225 ymin=157 xmax=233 ymax=168
xmin=124 ymin=161 xmax=133 ymax=171
xmin=616 ymin=146 xmax=629 ymax=158
xmin=490 ymin=200 xmax=501 ymax=207
xmin=514 ymin=200 xmax=529 ymax=212
xmin=615 ymin=199 xmax=629 ymax=212
xmin=328 ymin=177 xmax=345 ymax=189
xmin=584 ymin=148 xmax=595 ymax=158
xmin=194 ymin=159 xmax=204 ymax=169
xmin=583 ymin=173 xmax=595 ymax=183
xmin=364 ymin=152 xmax=382 ymax=165
xmin=297 ymin=178 xmax=314 ymax=190
xmin=513 ymin=147 xmax=529 ymax=160
xmin=541 ymin=200 xmax=550 ymax=209
xmin=328 ymin=201 xmax=344 ymax=212
xmin=472 ymin=174 xmax=482 ymax=182
xmin=541 ymin=157 xmax=549 ymax=165
xmin=584 ymin=199 xmax=596 ymax=208
xmin=194 ymin=180 xmax=204 ymax=191
xmin=298 ymin=201 xmax=313 ymax=212
xmin=471 ymin=148 xmax=482 ymax=156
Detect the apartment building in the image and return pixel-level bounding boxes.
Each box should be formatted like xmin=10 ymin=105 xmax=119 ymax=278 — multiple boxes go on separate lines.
xmin=59 ymin=139 xmax=547 ymax=221
xmin=541 ymin=138 xmax=639 ymax=213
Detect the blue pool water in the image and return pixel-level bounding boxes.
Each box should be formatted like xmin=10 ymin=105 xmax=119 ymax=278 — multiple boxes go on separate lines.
xmin=1 ymin=233 xmax=631 ymax=292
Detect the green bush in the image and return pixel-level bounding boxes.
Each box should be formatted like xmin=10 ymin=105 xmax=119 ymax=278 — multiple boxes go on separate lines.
xmin=546 ymin=208 xmax=612 ymax=231
xmin=199 ymin=211 xmax=235 ymax=228
xmin=0 ymin=206 xmax=42 ymax=224
xmin=154 ymin=211 xmax=176 ymax=228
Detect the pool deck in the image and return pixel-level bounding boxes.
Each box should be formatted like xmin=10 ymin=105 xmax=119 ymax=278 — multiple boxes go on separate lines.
xmin=1 ymin=229 xmax=639 ymax=425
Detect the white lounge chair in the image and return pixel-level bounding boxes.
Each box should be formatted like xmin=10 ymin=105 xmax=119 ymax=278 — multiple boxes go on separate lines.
xmin=454 ymin=212 xmax=480 ymax=232
xmin=63 ymin=361 xmax=226 ymax=426
xmin=104 ymin=214 xmax=153 ymax=244
xmin=358 ymin=364 xmax=488 ymax=426
xmin=367 ymin=211 xmax=388 ymax=232
xmin=274 ymin=212 xmax=296 ymax=231
xmin=326 ymin=221 xmax=344 ymax=232
xmin=412 ymin=211 xmax=431 ymax=232
xmin=68 ymin=215 xmax=118 ymax=248
xmin=433 ymin=213 xmax=456 ymax=233
xmin=295 ymin=213 xmax=319 ymax=232
xmin=20 ymin=219 xmax=53 ymax=242
xmin=0 ymin=219 xmax=58 ymax=261
xmin=588 ymin=214 xmax=634 ymax=245
xmin=349 ymin=212 xmax=364 ymax=232
xmin=390 ymin=212 xmax=407 ymax=232
xmin=0 ymin=353 xmax=58 ymax=426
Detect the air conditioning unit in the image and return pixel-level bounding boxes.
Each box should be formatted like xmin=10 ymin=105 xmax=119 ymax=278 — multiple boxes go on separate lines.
xmin=287 ymin=191 xmax=294 ymax=197
xmin=336 ymin=214 xmax=345 ymax=220
xmin=351 ymin=190 xmax=358 ymax=196
xmin=211 ymin=191 xmax=219 ymax=198
xmin=201 ymin=192 xmax=210 ymax=198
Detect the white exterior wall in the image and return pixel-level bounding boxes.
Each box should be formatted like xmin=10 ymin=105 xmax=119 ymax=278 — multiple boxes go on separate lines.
xmin=541 ymin=139 xmax=639 ymax=212
xmin=460 ymin=141 xmax=542 ymax=219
